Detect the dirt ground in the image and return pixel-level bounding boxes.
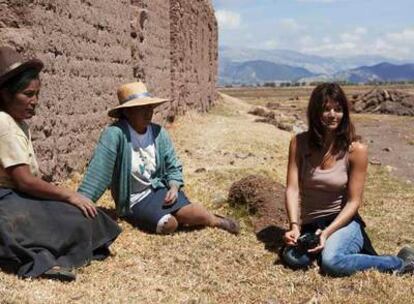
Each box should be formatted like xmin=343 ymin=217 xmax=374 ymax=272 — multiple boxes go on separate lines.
xmin=355 ymin=114 xmax=414 ymax=183
xmin=222 ymin=85 xmax=414 ymax=183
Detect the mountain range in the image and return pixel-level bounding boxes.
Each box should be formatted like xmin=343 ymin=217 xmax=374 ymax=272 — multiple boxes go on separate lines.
xmin=219 ymin=59 xmax=316 ymax=84
xmin=219 ymin=46 xmax=414 ymax=85
xmin=332 ymin=62 xmax=414 ymax=83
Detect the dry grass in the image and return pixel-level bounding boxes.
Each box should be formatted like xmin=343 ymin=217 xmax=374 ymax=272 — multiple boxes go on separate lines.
xmin=1 ymin=92 xmax=414 ymax=303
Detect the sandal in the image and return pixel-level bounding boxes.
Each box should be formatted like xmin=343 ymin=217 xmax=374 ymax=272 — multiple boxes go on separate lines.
xmin=215 ymin=214 xmax=240 ymax=235
xmin=42 ymin=266 xmax=76 ymax=282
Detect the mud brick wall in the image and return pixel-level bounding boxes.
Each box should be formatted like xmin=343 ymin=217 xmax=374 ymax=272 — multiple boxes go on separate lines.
xmin=170 ymin=0 xmax=218 ymax=115
xmin=0 ymin=0 xmax=217 ymax=181
xmin=130 ymin=0 xmax=173 ymax=122
xmin=1 ymin=0 xmax=133 ymax=181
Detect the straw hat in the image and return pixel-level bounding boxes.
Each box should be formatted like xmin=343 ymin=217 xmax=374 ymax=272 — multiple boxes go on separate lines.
xmin=0 ymin=46 xmax=44 ymax=88
xmin=108 ymin=81 xmax=168 ymax=118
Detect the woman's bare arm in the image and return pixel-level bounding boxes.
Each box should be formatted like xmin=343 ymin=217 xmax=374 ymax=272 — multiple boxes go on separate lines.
xmin=284 ymin=135 xmax=301 ymax=244
xmin=6 ymin=164 xmax=97 ymax=218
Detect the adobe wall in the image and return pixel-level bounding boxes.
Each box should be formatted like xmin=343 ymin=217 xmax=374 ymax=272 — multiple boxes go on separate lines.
xmin=130 ymin=0 xmax=173 ymax=122
xmin=170 ymin=0 xmax=218 ymax=115
xmin=0 ymin=0 xmax=217 ymax=181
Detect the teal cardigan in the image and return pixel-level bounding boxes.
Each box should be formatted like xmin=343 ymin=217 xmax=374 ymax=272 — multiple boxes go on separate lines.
xmin=78 ymin=120 xmax=184 ymax=216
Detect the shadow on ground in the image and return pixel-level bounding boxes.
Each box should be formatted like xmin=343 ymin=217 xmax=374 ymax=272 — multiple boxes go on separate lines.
xmin=256 ymin=225 xmax=286 ymax=265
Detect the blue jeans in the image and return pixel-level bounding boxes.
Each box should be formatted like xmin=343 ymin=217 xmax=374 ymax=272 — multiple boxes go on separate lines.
xmin=282 ymin=219 xmax=403 ymax=277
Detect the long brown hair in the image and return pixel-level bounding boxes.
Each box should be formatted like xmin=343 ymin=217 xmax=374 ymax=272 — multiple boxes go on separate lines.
xmin=307 ymin=82 xmax=357 ymax=154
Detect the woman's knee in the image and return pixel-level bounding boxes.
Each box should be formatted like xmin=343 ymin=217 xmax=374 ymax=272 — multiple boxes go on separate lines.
xmin=158 ymin=215 xmax=178 ymax=234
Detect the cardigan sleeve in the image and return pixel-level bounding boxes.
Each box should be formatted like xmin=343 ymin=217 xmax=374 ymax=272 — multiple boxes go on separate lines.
xmin=78 ymin=127 xmax=120 ymax=202
xmin=160 ymin=128 xmax=184 ymax=189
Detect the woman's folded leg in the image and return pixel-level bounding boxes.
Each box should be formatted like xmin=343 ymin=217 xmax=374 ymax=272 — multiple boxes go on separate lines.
xmin=321 ymin=220 xmax=402 ymax=277
xmin=127 ymin=188 xmax=239 ymax=235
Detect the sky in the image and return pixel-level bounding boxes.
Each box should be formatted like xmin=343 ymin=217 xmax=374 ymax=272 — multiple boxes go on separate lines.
xmin=212 ymin=0 xmax=414 ymax=60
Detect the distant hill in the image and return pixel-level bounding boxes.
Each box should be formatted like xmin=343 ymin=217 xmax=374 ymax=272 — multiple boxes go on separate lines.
xmin=219 ymin=46 xmax=414 ymax=85
xmin=219 ymin=59 xmax=316 ymax=85
xmin=335 ymin=62 xmax=414 ymax=83
xmin=301 ymin=62 xmax=414 ymax=83
xmin=219 ymin=46 xmax=408 ymax=75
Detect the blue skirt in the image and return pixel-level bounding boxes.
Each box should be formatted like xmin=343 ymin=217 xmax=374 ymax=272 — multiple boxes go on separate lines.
xmin=125 ymin=188 xmax=190 ymax=233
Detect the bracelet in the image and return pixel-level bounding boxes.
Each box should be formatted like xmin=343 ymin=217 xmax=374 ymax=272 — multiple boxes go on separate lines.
xmin=290 ymin=221 xmax=299 ymax=228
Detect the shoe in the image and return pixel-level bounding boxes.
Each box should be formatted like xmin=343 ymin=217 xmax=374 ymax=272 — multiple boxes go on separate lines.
xmin=397 ymin=245 xmax=414 ymax=263
xmin=396 ymin=261 xmax=414 ymax=275
xmin=395 ymin=245 xmax=414 ymax=275
xmin=42 ymin=266 xmax=76 ymax=282
xmin=215 ymin=214 xmax=240 ymax=235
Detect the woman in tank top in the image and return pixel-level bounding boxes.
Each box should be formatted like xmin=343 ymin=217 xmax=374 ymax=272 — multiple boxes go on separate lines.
xmin=281 ymin=82 xmax=414 ymax=276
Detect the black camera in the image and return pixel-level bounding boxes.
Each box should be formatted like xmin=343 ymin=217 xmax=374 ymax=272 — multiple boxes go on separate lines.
xmin=297 ymin=232 xmax=320 ymax=250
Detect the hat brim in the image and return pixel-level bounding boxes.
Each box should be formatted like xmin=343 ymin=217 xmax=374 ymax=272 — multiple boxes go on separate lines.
xmin=0 ymin=59 xmax=44 ymax=88
xmin=108 ymin=97 xmax=168 ymax=118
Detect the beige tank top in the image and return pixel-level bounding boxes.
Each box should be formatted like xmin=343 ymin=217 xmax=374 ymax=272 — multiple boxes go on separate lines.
xmin=296 ymin=133 xmax=349 ymax=224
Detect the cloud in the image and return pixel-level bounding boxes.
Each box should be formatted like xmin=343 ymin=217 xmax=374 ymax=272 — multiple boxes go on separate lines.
xmin=340 ymin=27 xmax=367 ymax=43
xmin=298 ymin=28 xmax=367 ymax=56
xmin=263 ymin=39 xmax=279 ymax=49
xmin=278 ymin=18 xmax=302 ymax=32
xmin=370 ymin=38 xmax=411 ymax=59
xmin=386 ymin=27 xmax=414 ymax=47
xmin=214 ymin=0 xmax=414 ymax=61
xmin=322 ymin=36 xmax=332 ymax=44
xmin=297 ymin=26 xmax=414 ymax=59
xmin=214 ymin=0 xmax=250 ymax=3
xmin=212 ymin=0 xmax=252 ymax=11
xmin=299 ymin=35 xmax=314 ymax=46
xmin=355 ymin=27 xmax=367 ymax=35
xmin=215 ymin=10 xmax=241 ymax=30
xmin=373 ymin=27 xmax=414 ymax=59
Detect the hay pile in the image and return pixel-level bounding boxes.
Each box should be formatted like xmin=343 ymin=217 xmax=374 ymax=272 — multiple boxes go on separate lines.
xmin=351 ymin=88 xmax=414 ymax=116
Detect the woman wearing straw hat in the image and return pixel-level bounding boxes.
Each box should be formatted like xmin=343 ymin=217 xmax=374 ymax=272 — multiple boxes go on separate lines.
xmin=0 ymin=46 xmax=121 ymax=281
xmin=78 ymin=81 xmax=240 ymax=235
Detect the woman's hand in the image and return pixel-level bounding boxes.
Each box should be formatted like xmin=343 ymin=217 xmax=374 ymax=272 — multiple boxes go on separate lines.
xmin=67 ymin=192 xmax=98 ymax=218
xmin=164 ymin=185 xmax=179 ymax=206
xmin=283 ymin=226 xmax=301 ymax=246
xmin=307 ymin=229 xmax=327 ymax=253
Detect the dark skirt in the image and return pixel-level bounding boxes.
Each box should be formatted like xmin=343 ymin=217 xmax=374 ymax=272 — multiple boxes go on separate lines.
xmin=0 ymin=188 xmax=121 ymax=278
xmin=125 ymin=188 xmax=190 ymax=233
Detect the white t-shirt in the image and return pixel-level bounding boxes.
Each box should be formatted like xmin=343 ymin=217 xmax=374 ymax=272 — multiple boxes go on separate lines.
xmin=128 ymin=123 xmax=156 ymax=207
xmin=0 ymin=112 xmax=40 ymax=188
